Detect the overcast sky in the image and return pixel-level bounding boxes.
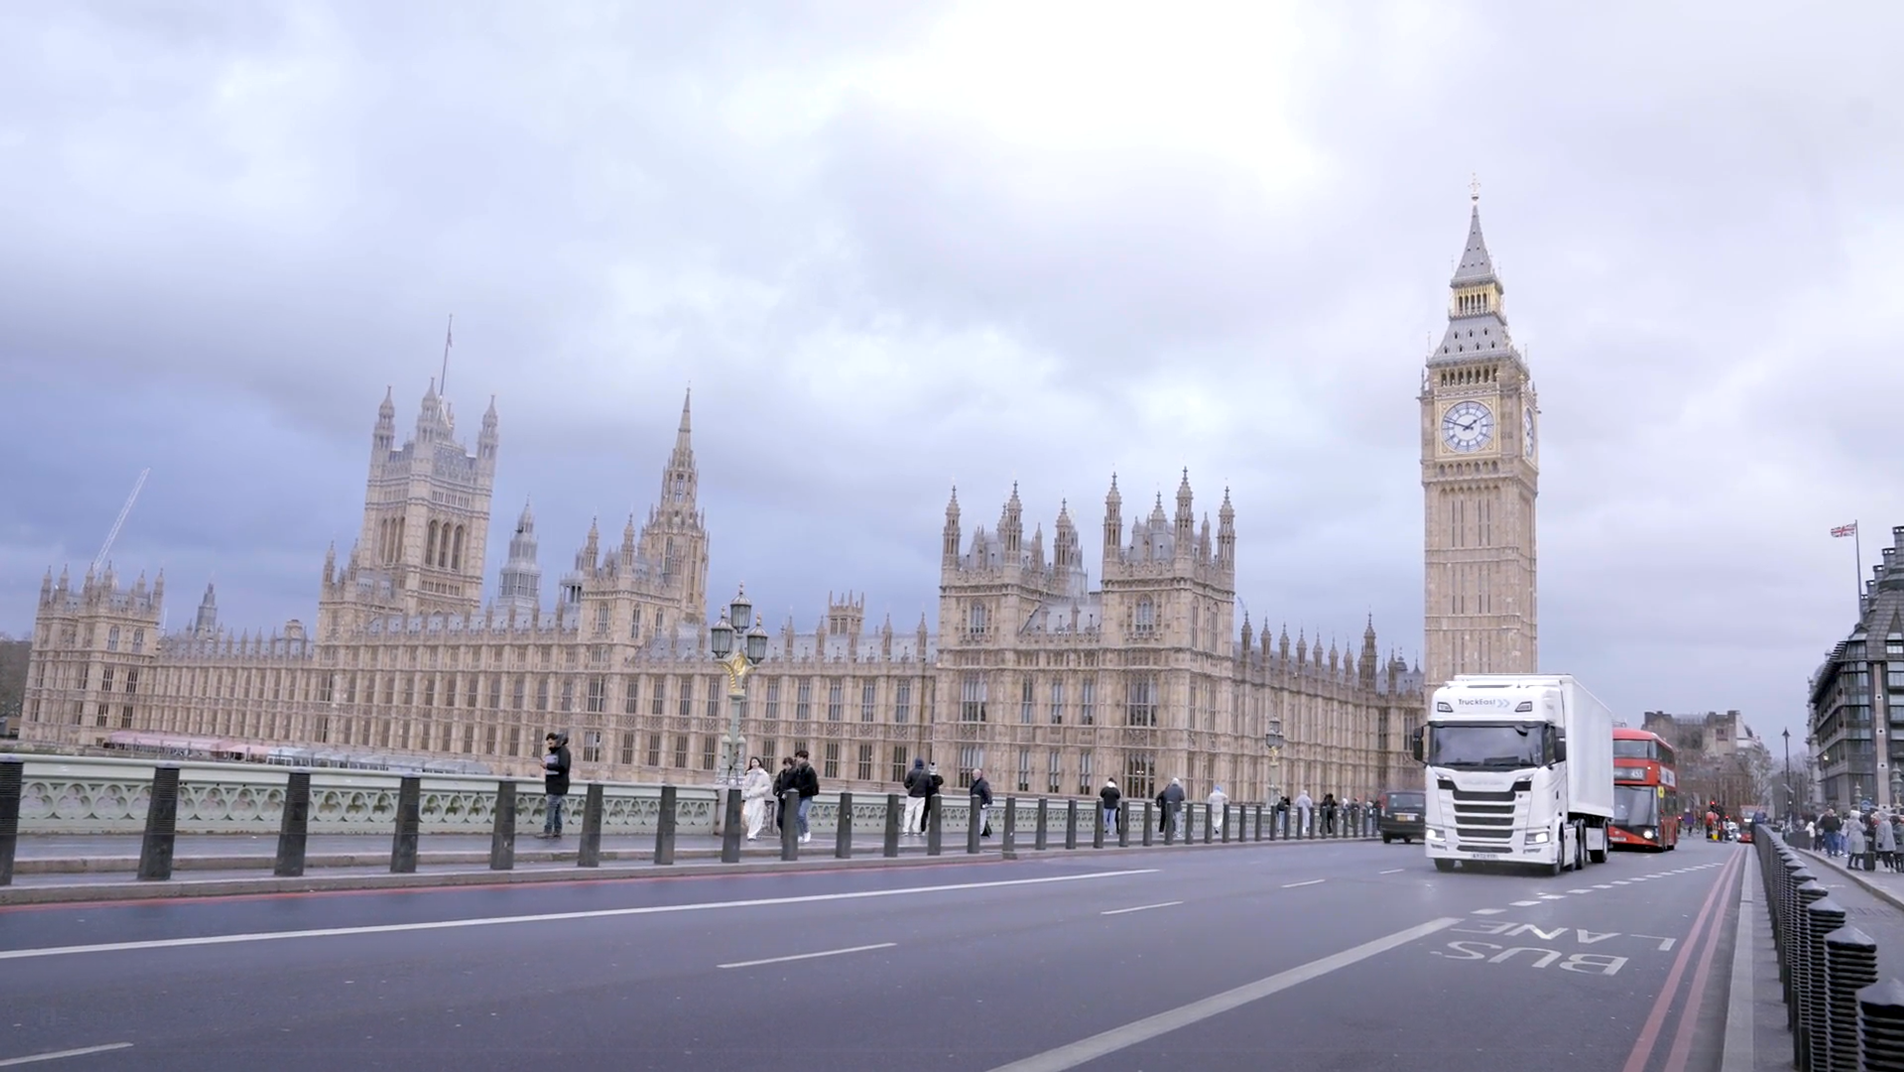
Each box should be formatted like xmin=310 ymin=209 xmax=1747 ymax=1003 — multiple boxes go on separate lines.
xmin=3 ymin=1 xmax=1899 ymax=750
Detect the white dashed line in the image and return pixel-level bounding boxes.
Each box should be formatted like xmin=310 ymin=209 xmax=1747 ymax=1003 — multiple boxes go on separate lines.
xmin=1101 ymin=901 xmax=1184 ymax=916
xmin=1538 ymin=895 xmax=1565 ymax=900
xmin=1568 ymin=889 xmax=1592 ymax=894
xmin=1510 ymin=900 xmax=1541 ymax=907
xmin=1471 ymin=908 xmax=1506 ymax=915
xmin=1379 ymin=869 xmax=1405 ymax=875
xmin=1282 ymin=879 xmax=1326 ymax=889
xmin=1593 ymin=884 xmax=1613 ymax=889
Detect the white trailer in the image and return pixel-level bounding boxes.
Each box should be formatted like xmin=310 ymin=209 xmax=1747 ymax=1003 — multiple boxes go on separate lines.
xmin=1411 ymin=674 xmax=1615 ymax=875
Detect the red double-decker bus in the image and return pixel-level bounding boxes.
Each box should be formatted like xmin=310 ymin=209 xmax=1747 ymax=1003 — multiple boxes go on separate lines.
xmin=1610 ymin=728 xmax=1679 ymax=851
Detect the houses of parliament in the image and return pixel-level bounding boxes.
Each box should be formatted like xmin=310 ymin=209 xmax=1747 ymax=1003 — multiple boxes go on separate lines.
xmin=17 ymin=196 xmax=1540 ymax=804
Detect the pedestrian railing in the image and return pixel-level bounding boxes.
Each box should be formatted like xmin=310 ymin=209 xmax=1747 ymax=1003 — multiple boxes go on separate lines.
xmin=1757 ymin=828 xmax=1904 ymax=1071
xmin=0 ymin=754 xmax=1381 ymax=885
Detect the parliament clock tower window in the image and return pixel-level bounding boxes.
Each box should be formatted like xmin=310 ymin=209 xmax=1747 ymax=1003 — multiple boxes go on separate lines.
xmin=1420 ymin=187 xmax=1539 ymax=691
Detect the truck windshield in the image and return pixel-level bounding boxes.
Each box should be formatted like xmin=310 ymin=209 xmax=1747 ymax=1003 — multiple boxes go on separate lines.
xmin=1613 ymin=785 xmax=1658 ymax=827
xmin=1426 ymin=722 xmax=1547 ymax=769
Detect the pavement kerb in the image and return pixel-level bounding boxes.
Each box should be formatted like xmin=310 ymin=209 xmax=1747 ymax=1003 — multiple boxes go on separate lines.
xmin=1797 ymin=847 xmax=1904 ymax=913
xmin=1719 ymin=845 xmax=1756 ymax=1072
xmin=0 ymin=834 xmax=1387 ymax=906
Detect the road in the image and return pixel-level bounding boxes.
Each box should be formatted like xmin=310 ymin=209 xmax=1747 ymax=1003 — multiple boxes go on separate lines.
xmin=0 ymin=836 xmax=1749 ymax=1071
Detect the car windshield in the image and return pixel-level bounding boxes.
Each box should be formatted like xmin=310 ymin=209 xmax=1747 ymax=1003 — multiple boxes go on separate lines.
xmin=1613 ymin=785 xmax=1659 ymax=827
xmin=1387 ymin=792 xmax=1425 ymax=811
xmin=1426 ymin=722 xmax=1547 ymax=769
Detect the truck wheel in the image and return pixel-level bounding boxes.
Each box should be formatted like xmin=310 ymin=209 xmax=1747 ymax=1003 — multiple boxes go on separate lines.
xmin=1434 ymin=858 xmax=1454 ymax=872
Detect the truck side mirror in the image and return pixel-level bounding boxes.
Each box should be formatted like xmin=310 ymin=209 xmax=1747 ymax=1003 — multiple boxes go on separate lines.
xmin=1408 ymin=727 xmax=1424 ymax=763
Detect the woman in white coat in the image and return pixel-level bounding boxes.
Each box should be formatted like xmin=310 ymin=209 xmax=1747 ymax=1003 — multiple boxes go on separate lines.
xmin=741 ymin=756 xmax=773 ymax=840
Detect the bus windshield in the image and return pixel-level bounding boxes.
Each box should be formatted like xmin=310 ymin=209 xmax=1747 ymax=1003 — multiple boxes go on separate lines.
xmin=1613 ymin=739 xmax=1655 ymax=759
xmin=1614 ymin=785 xmax=1659 ymax=827
xmin=1427 ymin=723 xmax=1549 ymax=769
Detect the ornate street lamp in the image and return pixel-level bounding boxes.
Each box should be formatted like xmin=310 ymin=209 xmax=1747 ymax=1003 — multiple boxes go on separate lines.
xmin=709 ymin=585 xmax=770 ymax=787
xmin=1264 ymin=716 xmax=1286 ymax=802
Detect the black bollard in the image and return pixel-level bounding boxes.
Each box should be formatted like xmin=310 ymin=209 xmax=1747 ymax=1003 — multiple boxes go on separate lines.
xmin=1253 ymin=804 xmax=1263 ymax=842
xmin=654 ymin=785 xmax=678 ymax=865
xmin=1857 ymin=978 xmax=1904 ymax=1072
xmin=0 ymin=758 xmax=24 ymax=887
xmin=1064 ymin=798 xmax=1078 ymax=850
xmin=389 ymin=775 xmax=421 ymax=874
xmin=1119 ymin=800 xmax=1130 ymax=848
xmin=1203 ymin=803 xmax=1213 ymax=844
xmin=1164 ymin=800 xmax=1176 ymax=846
xmin=1002 ymin=798 xmax=1018 ymax=860
xmin=780 ymin=790 xmax=800 ymax=861
xmin=837 ymin=791 xmax=854 ymax=860
xmin=490 ymin=780 xmax=517 ymax=871
xmin=273 ymin=770 xmax=312 ymax=878
xmin=967 ymin=792 xmax=983 ymax=854
xmin=1143 ymin=800 xmax=1153 ymax=846
xmin=1825 ymin=925 xmax=1877 ymax=1069
xmin=1792 ymin=878 xmax=1828 ymax=1055
xmin=1185 ymin=801 xmax=1197 ymax=844
xmin=1092 ymin=800 xmax=1105 ymax=849
xmin=1804 ymin=893 xmax=1845 ymax=1072
xmin=883 ymin=793 xmax=901 ymax=858
xmin=721 ymin=786 xmax=744 ymax=864
xmin=1035 ymin=798 xmax=1049 ymax=851
xmin=927 ymin=797 xmax=943 ymax=855
xmin=137 ymin=765 xmax=181 ymax=881
xmin=577 ymin=783 xmax=604 ymax=868
xmin=1221 ymin=803 xmax=1231 ymax=844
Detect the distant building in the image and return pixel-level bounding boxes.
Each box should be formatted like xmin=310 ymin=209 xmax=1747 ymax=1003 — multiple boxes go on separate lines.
xmin=1641 ymin=709 xmax=1773 ymax=813
xmin=1808 ymin=525 xmax=1904 ymax=809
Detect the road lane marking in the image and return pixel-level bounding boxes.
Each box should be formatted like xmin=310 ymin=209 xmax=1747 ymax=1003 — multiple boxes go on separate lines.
xmin=1593 ymin=884 xmax=1614 ymax=889
xmin=984 ymin=917 xmax=1462 ymax=1072
xmin=1662 ymin=857 xmax=1736 ymax=1072
xmin=719 ymin=942 xmax=895 ymax=969
xmin=1619 ymin=852 xmax=1743 ymax=1072
xmin=0 ymin=868 xmax=1160 ymax=962
xmin=1568 ymin=889 xmax=1592 ymax=894
xmin=1470 ymin=909 xmax=1505 ymax=915
xmin=1538 ymin=895 xmax=1565 ymax=901
xmin=0 ymin=1043 xmax=133 ymax=1067
xmin=1379 ymin=868 xmax=1404 ymax=874
xmin=1101 ymin=901 xmax=1183 ymax=916
xmin=1281 ymin=879 xmax=1325 ymax=889
xmin=1510 ymin=900 xmax=1540 ymax=906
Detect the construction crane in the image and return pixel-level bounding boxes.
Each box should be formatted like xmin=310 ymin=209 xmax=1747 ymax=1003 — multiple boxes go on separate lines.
xmin=92 ymin=468 xmax=151 ymax=576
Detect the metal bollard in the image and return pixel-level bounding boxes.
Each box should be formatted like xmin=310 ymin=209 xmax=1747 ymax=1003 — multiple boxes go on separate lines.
xmin=1092 ymin=802 xmax=1105 ymax=849
xmin=1065 ymin=798 xmax=1078 ymax=850
xmin=137 ymin=765 xmax=181 ymax=881
xmin=1035 ymin=798 xmax=1049 ymax=852
xmin=654 ymin=784 xmax=677 ymax=865
xmin=389 ymin=775 xmax=421 ymax=874
xmin=1825 ymin=925 xmax=1877 ymax=1071
xmin=967 ymin=792 xmax=983 ymax=855
xmin=1002 ymin=798 xmax=1018 ymax=860
xmin=1221 ymin=803 xmax=1231 ymax=844
xmin=489 ymin=780 xmax=517 ymax=871
xmin=577 ymin=783 xmax=604 ymax=868
xmin=720 ymin=787 xmax=744 ymax=864
xmin=927 ymin=798 xmax=943 ymax=856
xmin=780 ymin=789 xmax=799 ymax=861
xmin=1794 ymin=878 xmax=1828 ymax=1048
xmin=1118 ymin=800 xmax=1130 ymax=848
xmin=1253 ymin=804 xmax=1263 ymax=842
xmin=1164 ymin=801 xmax=1176 ymax=846
xmin=838 ymin=792 xmax=855 ymax=860
xmin=1805 ymin=894 xmax=1847 ymax=1072
xmin=0 ymin=758 xmax=20 ymax=887
xmin=1203 ymin=803 xmax=1213 ymax=844
xmin=1142 ymin=800 xmax=1153 ymax=846
xmin=1185 ymin=801 xmax=1197 ymax=844
xmin=883 ymin=793 xmax=901 ymax=858
xmin=273 ymin=770 xmax=312 ymax=878
xmin=1857 ymin=978 xmax=1904 ymax=1072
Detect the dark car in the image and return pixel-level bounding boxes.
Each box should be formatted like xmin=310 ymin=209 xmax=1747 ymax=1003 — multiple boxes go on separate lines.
xmin=1380 ymin=790 xmax=1427 ymax=844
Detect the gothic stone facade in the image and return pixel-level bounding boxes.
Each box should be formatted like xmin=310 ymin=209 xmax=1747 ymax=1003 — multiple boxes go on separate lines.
xmin=19 ymin=380 xmax=1424 ymax=803
xmin=1420 ymin=195 xmax=1540 ymax=691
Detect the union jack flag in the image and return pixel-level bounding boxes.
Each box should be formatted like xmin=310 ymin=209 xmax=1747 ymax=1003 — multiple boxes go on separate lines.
xmin=1832 ymin=523 xmax=1858 ymax=538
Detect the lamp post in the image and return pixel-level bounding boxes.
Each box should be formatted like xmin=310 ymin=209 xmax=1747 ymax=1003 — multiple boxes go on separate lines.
xmin=1264 ymin=716 xmax=1286 ymax=802
xmin=1782 ymin=728 xmax=1791 ymax=822
xmin=708 ymin=585 xmax=770 ymax=788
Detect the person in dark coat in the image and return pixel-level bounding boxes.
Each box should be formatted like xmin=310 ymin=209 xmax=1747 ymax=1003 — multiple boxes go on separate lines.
xmin=538 ymin=730 xmax=572 ymax=839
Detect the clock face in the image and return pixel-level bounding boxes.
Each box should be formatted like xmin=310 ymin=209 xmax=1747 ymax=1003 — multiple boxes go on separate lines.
xmin=1440 ymin=400 xmax=1495 ymax=453
xmin=1522 ymin=407 xmax=1536 ymax=458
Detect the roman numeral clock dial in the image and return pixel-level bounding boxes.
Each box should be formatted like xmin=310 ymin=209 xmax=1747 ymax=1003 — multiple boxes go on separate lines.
xmin=1440 ymin=399 xmax=1494 ymax=454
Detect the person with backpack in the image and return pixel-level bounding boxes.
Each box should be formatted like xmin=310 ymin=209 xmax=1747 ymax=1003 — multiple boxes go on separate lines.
xmin=903 ymin=758 xmax=932 ymax=836
xmin=1099 ymin=778 xmax=1122 ymax=835
xmin=537 ymin=730 xmax=571 ymax=840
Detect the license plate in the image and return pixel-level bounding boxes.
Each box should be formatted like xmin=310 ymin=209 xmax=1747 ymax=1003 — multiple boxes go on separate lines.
xmin=1397 ymin=813 xmax=1417 ymax=822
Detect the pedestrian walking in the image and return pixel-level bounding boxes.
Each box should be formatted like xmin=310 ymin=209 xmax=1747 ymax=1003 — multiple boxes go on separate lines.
xmin=970 ymin=768 xmax=993 ymax=837
xmin=740 ymin=756 xmax=772 ymax=840
xmin=537 ymin=730 xmax=571 ymax=840
xmin=789 ymin=749 xmax=820 ymax=844
xmin=772 ymin=757 xmax=794 ymax=832
xmin=1099 ymin=777 xmax=1122 ymax=835
xmin=903 ymin=758 xmax=932 ymax=835
xmin=1208 ymin=785 xmax=1229 ymax=834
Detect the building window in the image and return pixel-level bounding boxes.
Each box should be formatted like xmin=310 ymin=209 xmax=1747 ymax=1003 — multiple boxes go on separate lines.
xmin=895 ymin=681 xmax=912 ymax=723
xmin=958 ymin=745 xmax=983 ymax=789
xmin=586 ymin=675 xmax=606 ymax=714
xmin=701 ymin=736 xmax=716 ymax=770
xmin=594 ymin=604 xmax=610 ymax=635
xmin=1048 ymin=751 xmax=1063 ymax=794
xmin=107 ymin=627 xmax=120 ymax=652
xmin=620 ymin=731 xmax=636 ymax=765
xmin=132 ymin=628 xmax=145 ymax=653
xmin=766 ymin=677 xmax=782 ymax=719
xmin=857 ymin=743 xmax=874 ymax=782
xmin=672 ymin=734 xmax=689 ymax=768
xmin=1887 ymin=668 xmax=1904 ymax=691
xmin=968 ymin=602 xmax=988 ymax=635
xmin=125 ymin=669 xmax=139 ymax=695
xmin=707 ymin=680 xmax=721 ymax=720
xmin=828 ymin=679 xmax=844 ymax=721
xmin=1123 ymin=752 xmax=1156 ymax=800
xmin=646 ymin=732 xmax=662 ymax=767
xmin=623 ymin=677 xmax=639 ymax=715
xmin=1017 ymin=749 xmax=1031 ymax=792
xmin=1049 ymin=680 xmax=1064 ymax=724
xmin=535 ymin=677 xmax=550 ymax=710
xmin=961 ymin=673 xmax=988 ymax=722
xmin=1081 ymin=678 xmax=1096 ymax=725
xmin=823 ymin=742 xmax=840 ymax=779
xmin=444 ymin=675 xmax=458 ymax=708
xmin=100 ymin=668 xmax=115 ymax=693
xmin=511 ymin=676 xmax=525 ymax=710
xmin=559 ymin=680 xmax=574 ymax=712
xmin=120 ymin=705 xmax=134 ymax=730
xmin=1890 ymin=635 xmax=1904 ymax=657
xmin=1126 ymin=673 xmax=1157 ymax=727
xmin=1021 ymin=677 xmax=1035 ymax=724
xmin=1077 ymin=753 xmax=1094 ymax=795
xmin=861 ymin=680 xmax=877 ymax=722
xmin=891 ymin=745 xmax=908 ymax=783
xmin=1135 ymin=600 xmax=1155 ymax=635
xmin=761 ymin=738 xmax=778 ymax=765
xmin=651 ymin=677 xmax=667 ymax=717
xmin=678 ymin=676 xmax=694 ymax=718
xmin=796 ymin=679 xmax=812 ymax=721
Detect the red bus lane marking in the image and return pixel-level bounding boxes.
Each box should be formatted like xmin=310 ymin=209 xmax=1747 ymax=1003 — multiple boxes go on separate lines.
xmin=1619 ymin=852 xmax=1742 ymax=1072
xmin=1662 ymin=854 xmax=1741 ymax=1072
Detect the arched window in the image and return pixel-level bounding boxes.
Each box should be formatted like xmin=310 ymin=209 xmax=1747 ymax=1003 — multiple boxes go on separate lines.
xmin=452 ymin=526 xmax=466 ymax=571
xmin=1135 ymin=599 xmax=1155 ymax=635
xmin=107 ymin=626 xmax=121 ymax=651
xmin=426 ymin=521 xmax=440 ymax=566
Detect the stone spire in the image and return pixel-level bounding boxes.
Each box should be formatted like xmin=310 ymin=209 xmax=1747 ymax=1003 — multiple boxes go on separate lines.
xmin=942 ymin=485 xmax=961 ymax=565
xmin=194 ymin=582 xmax=219 ymax=637
xmin=660 ymin=388 xmax=697 ymax=508
xmin=1450 ymin=187 xmax=1497 ymax=286
xmin=1431 ymin=183 xmax=1518 ymax=365
xmin=498 ymin=499 xmax=541 ymax=615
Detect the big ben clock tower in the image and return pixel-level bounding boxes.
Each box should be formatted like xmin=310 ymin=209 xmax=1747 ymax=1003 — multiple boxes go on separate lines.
xmin=1421 ymin=185 xmax=1539 ymax=691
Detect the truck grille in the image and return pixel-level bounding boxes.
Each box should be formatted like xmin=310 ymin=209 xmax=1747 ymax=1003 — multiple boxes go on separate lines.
xmin=1439 ymin=779 xmax=1531 ymax=846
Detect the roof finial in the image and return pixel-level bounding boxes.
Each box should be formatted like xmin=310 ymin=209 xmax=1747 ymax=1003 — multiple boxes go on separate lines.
xmin=1469 ymin=173 xmax=1481 ymax=204
xmin=440 ymin=314 xmax=454 ymax=393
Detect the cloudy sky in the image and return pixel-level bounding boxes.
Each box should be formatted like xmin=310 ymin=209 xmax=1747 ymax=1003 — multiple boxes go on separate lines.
xmin=3 ymin=1 xmax=1899 ymax=750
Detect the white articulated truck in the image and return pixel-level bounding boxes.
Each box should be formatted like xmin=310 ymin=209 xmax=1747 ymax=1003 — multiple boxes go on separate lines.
xmin=1411 ymin=674 xmax=1614 ymax=875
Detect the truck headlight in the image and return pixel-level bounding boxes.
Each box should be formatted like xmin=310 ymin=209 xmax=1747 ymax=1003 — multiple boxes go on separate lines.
xmin=1426 ymin=828 xmax=1445 ymax=841
xmin=1530 ymin=830 xmax=1551 ymax=844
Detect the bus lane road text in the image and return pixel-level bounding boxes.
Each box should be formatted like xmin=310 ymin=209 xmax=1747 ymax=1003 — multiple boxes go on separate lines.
xmin=1424 ymin=920 xmax=1681 ymax=976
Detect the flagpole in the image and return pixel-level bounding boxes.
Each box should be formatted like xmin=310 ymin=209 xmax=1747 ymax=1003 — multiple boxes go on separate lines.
xmin=1856 ymin=519 xmax=1865 ymax=606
